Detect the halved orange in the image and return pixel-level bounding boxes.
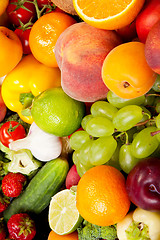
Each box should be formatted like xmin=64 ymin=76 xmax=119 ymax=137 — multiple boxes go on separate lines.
xmin=73 ymin=0 xmax=145 ymax=30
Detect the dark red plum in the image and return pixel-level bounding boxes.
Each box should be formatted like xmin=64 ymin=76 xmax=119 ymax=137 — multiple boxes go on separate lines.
xmin=126 ymin=157 xmax=160 ymax=211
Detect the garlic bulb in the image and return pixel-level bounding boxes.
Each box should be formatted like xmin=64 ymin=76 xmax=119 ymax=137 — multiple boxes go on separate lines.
xmin=9 ymin=122 xmax=62 ymax=162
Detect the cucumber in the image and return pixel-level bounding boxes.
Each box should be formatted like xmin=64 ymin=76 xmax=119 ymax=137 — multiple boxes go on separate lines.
xmin=3 ymin=157 xmax=69 ymax=222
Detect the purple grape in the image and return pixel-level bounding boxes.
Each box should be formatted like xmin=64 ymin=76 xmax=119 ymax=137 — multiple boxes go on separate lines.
xmin=126 ymin=157 xmax=160 ymax=211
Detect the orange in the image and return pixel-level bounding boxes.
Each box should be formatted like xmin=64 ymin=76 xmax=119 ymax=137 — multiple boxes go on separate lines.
xmin=102 ymin=41 xmax=157 ymax=99
xmin=0 ymin=0 xmax=9 ymax=16
xmin=48 ymin=230 xmax=78 ymax=240
xmin=0 ymin=26 xmax=22 ymax=77
xmin=29 ymin=12 xmax=76 ymax=67
xmin=73 ymin=0 xmax=145 ymax=30
xmin=76 ymin=165 xmax=130 ymax=226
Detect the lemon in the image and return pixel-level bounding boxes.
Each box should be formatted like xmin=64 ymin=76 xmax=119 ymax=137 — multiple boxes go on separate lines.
xmin=31 ymin=87 xmax=85 ymax=137
xmin=48 ymin=188 xmax=83 ymax=235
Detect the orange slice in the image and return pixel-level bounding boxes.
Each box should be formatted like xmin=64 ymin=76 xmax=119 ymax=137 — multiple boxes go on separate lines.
xmin=73 ymin=0 xmax=145 ymax=30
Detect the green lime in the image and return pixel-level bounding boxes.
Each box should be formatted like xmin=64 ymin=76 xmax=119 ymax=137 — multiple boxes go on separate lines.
xmin=48 ymin=188 xmax=83 ymax=235
xmin=31 ymin=87 xmax=85 ymax=137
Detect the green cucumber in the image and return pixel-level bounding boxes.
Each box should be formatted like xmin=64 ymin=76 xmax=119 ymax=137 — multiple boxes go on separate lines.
xmin=3 ymin=157 xmax=69 ymax=222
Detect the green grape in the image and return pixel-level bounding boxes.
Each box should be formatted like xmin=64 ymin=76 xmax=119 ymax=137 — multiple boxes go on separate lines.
xmin=105 ymin=140 xmax=122 ymax=170
xmin=150 ymin=142 xmax=160 ymax=157
xmin=78 ymin=141 xmax=93 ymax=167
xmin=86 ymin=116 xmax=114 ymax=137
xmin=152 ymin=74 xmax=160 ymax=92
xmin=90 ymin=101 xmax=118 ymax=120
xmin=156 ymin=114 xmax=160 ymax=128
xmin=107 ymin=90 xmax=145 ymax=108
xmin=113 ymin=105 xmax=143 ymax=131
xmin=155 ymin=129 xmax=160 ymax=142
xmin=72 ymin=149 xmax=80 ymax=165
xmin=143 ymin=91 xmax=155 ymax=106
xmin=72 ymin=142 xmax=93 ymax=177
xmin=131 ymin=127 xmax=159 ymax=158
xmin=69 ymin=130 xmax=91 ymax=150
xmin=81 ymin=114 xmax=93 ymax=130
xmin=76 ymin=161 xmax=92 ymax=177
xmin=89 ymin=136 xmax=117 ymax=165
xmin=155 ymin=102 xmax=160 ymax=114
xmin=153 ymin=96 xmax=160 ymax=106
xmin=119 ymin=144 xmax=140 ymax=174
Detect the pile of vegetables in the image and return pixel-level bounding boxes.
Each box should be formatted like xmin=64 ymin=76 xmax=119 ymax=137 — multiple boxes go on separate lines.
xmin=0 ymin=0 xmax=160 ymax=240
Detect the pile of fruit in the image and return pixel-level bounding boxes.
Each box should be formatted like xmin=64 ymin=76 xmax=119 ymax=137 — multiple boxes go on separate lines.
xmin=0 ymin=0 xmax=160 ymax=239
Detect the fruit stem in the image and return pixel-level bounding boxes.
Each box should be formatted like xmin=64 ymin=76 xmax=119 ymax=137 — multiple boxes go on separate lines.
xmin=135 ymin=119 xmax=150 ymax=126
xmin=33 ymin=0 xmax=56 ymax=19
xmin=150 ymin=129 xmax=160 ymax=136
xmin=33 ymin=0 xmax=43 ymax=19
xmin=114 ymin=131 xmax=129 ymax=144
xmin=146 ymin=93 xmax=160 ymax=97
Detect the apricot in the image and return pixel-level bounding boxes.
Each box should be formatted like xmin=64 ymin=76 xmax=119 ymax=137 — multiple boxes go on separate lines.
xmin=102 ymin=42 xmax=156 ymax=99
xmin=54 ymin=22 xmax=122 ymax=102
xmin=0 ymin=26 xmax=23 ymax=77
xmin=145 ymin=20 xmax=160 ymax=74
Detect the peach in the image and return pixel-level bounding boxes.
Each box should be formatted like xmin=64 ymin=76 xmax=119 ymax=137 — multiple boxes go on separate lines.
xmin=54 ymin=22 xmax=122 ymax=102
xmin=145 ymin=20 xmax=160 ymax=74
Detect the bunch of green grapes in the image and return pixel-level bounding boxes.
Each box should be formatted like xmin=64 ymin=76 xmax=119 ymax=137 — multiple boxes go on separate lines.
xmin=69 ymin=79 xmax=160 ymax=177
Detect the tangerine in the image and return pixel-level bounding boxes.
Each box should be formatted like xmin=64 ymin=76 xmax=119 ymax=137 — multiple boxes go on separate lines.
xmin=76 ymin=165 xmax=130 ymax=226
xmin=48 ymin=230 xmax=78 ymax=240
xmin=29 ymin=12 xmax=76 ymax=67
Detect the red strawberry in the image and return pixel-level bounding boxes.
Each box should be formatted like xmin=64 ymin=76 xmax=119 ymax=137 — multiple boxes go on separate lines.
xmin=0 ymin=219 xmax=7 ymax=240
xmin=7 ymin=213 xmax=36 ymax=240
xmin=0 ymin=194 xmax=9 ymax=213
xmin=2 ymin=173 xmax=26 ymax=198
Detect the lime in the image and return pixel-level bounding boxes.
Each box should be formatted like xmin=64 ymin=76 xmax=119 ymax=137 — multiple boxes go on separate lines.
xmin=31 ymin=87 xmax=85 ymax=137
xmin=48 ymin=188 xmax=83 ymax=235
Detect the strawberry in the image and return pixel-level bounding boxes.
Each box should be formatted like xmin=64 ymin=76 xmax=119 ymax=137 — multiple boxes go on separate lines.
xmin=0 ymin=219 xmax=7 ymax=240
xmin=0 ymin=194 xmax=9 ymax=213
xmin=7 ymin=213 xmax=36 ymax=240
xmin=1 ymin=172 xmax=26 ymax=198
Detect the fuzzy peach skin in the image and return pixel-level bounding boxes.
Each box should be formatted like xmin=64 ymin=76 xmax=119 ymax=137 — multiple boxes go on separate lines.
xmin=145 ymin=20 xmax=160 ymax=74
xmin=54 ymin=22 xmax=122 ymax=102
